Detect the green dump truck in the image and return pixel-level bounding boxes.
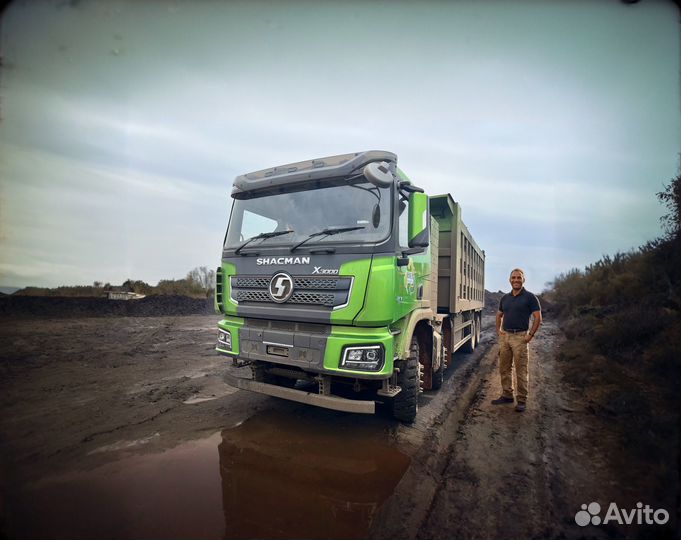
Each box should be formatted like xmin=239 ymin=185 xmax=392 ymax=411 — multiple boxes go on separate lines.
xmin=215 ymin=151 xmax=484 ymax=422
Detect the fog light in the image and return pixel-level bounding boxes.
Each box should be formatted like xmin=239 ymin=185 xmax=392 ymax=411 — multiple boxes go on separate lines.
xmin=217 ymin=329 xmax=231 ymax=350
xmin=341 ymin=345 xmax=384 ymax=371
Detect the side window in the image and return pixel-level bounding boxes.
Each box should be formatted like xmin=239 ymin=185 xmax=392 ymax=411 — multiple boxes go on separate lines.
xmin=398 ymin=196 xmax=410 ymax=248
xmin=241 ymin=210 xmax=277 ymax=240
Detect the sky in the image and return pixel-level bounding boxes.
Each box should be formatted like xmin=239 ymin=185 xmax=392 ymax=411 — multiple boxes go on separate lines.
xmin=0 ymin=0 xmax=679 ymax=293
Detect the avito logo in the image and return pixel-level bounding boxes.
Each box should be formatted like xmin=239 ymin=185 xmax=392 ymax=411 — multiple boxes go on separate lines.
xmin=575 ymin=502 xmax=669 ymax=527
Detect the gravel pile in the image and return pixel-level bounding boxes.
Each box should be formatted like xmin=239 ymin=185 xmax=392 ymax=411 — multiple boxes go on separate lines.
xmin=484 ymin=290 xmax=504 ymax=314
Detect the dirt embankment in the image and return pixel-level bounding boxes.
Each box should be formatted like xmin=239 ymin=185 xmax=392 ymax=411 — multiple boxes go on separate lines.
xmin=0 ymin=295 xmax=214 ymax=318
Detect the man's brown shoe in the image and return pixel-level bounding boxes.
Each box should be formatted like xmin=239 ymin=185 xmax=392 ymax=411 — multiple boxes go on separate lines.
xmin=515 ymin=402 xmax=526 ymax=412
xmin=491 ymin=396 xmax=514 ymax=405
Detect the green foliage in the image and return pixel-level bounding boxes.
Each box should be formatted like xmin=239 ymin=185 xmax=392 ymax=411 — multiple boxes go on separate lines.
xmin=14 ymin=267 xmax=214 ymax=298
xmin=550 ymin=173 xmax=681 ymax=469
xmin=591 ymin=305 xmax=675 ymax=356
xmin=549 ymin=243 xmax=679 ymax=319
xmin=551 ymin=174 xmax=681 ymax=319
xmin=551 ymin=175 xmax=681 ymax=476
xmin=154 ymin=278 xmax=206 ymax=297
xmin=122 ymin=279 xmax=154 ymax=295
xmin=548 ymin=268 xmax=587 ymax=314
xmin=186 ymin=266 xmax=215 ymax=291
xmin=15 ymin=285 xmax=106 ymax=297
xmin=657 ymin=173 xmax=680 ymax=239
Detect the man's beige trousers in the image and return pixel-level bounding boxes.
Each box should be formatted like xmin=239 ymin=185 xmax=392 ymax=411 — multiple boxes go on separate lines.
xmin=499 ymin=332 xmax=529 ymax=403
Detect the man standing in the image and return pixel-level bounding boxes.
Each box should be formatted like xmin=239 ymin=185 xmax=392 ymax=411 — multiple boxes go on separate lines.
xmin=491 ymin=268 xmax=542 ymax=412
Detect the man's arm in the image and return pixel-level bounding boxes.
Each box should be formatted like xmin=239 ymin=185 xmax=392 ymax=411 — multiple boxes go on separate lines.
xmin=496 ymin=311 xmax=504 ymax=336
xmin=525 ymin=310 xmax=542 ymax=343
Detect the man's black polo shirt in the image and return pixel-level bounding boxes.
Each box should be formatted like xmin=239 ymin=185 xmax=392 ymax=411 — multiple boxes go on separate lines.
xmin=498 ymin=288 xmax=541 ymax=331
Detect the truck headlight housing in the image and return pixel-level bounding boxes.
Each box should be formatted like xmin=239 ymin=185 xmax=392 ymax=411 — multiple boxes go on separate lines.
xmin=340 ymin=345 xmax=384 ymax=371
xmin=217 ymin=329 xmax=232 ymax=350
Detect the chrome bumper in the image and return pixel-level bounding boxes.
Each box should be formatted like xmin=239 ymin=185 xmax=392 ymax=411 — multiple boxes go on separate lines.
xmin=224 ymin=372 xmax=376 ymax=414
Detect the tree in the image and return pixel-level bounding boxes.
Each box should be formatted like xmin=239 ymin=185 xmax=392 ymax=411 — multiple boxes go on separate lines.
xmin=186 ymin=266 xmax=215 ymax=291
xmin=657 ymin=173 xmax=681 ymax=240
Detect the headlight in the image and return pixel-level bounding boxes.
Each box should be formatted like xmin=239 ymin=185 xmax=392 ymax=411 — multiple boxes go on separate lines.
xmin=340 ymin=345 xmax=384 ymax=371
xmin=217 ymin=329 xmax=232 ymax=350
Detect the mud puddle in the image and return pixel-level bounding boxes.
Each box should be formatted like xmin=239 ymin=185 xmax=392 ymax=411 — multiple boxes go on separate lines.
xmin=7 ymin=410 xmax=409 ymax=540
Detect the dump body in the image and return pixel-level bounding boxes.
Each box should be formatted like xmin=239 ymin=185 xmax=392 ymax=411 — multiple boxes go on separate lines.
xmin=215 ymin=151 xmax=484 ymax=421
xmin=430 ymin=195 xmax=485 ymax=315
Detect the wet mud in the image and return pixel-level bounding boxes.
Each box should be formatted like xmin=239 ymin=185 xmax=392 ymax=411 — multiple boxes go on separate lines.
xmin=0 ymin=314 xmax=492 ymax=540
xmin=3 ymin=313 xmax=672 ymax=539
xmin=8 ymin=409 xmax=410 ymax=540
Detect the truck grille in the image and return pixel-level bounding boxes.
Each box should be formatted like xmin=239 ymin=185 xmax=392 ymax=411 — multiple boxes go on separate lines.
xmin=235 ymin=290 xmax=336 ymax=306
xmin=231 ymin=275 xmax=352 ymax=308
xmin=232 ymin=276 xmax=344 ymax=290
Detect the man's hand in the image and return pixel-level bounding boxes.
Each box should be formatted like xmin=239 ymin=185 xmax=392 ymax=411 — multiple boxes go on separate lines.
xmin=495 ymin=311 xmax=504 ymax=338
xmin=524 ymin=334 xmax=533 ymax=344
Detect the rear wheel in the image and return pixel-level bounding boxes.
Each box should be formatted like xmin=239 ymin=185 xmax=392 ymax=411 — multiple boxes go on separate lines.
xmin=392 ymin=336 xmax=420 ymax=423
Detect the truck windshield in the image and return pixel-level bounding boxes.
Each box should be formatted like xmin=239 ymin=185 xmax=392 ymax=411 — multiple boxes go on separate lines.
xmin=224 ymin=179 xmax=391 ymax=251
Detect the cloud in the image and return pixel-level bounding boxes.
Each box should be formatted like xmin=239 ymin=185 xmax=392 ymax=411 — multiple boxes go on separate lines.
xmin=0 ymin=0 xmax=677 ymax=292
xmin=0 ymin=143 xmax=227 ymax=287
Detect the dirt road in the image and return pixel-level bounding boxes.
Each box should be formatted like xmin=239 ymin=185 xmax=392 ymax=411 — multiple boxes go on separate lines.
xmin=373 ymin=320 xmax=605 ymax=540
xmin=0 ymin=313 xmax=677 ymax=539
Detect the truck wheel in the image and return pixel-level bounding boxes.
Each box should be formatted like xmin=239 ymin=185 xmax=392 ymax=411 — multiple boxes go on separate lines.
xmin=461 ymin=318 xmax=476 ymax=353
xmin=392 ymin=336 xmax=420 ymax=423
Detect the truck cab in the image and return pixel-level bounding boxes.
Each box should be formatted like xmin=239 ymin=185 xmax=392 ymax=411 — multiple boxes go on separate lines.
xmin=216 ymin=151 xmax=484 ymax=422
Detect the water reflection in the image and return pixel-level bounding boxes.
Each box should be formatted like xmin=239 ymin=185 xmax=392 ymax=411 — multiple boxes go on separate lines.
xmin=219 ymin=410 xmax=410 ymax=540
xmin=7 ymin=410 xmax=409 ymax=539
xmin=8 ymin=433 xmax=225 ymax=540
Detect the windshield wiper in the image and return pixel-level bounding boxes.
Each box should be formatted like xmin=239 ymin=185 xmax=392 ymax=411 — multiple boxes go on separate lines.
xmin=234 ymin=230 xmax=294 ymax=255
xmin=290 ymin=226 xmax=365 ymax=252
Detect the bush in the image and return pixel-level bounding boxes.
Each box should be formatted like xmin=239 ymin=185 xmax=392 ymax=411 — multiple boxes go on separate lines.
xmin=14 ymin=267 xmax=215 ymax=299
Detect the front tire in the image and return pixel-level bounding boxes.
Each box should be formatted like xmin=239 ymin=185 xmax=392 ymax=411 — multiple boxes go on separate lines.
xmin=392 ymin=336 xmax=420 ymax=423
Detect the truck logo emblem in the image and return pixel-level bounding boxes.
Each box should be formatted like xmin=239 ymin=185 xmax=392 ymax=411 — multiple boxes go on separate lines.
xmin=269 ymin=272 xmax=294 ymax=303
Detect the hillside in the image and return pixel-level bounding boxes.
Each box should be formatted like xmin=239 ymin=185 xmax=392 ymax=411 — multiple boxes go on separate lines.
xmin=544 ymin=175 xmax=680 ymax=536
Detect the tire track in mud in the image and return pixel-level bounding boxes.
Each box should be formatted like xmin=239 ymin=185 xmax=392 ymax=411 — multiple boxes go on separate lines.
xmin=369 ymin=322 xmax=499 ymax=539
xmin=79 ymin=406 xmax=177 ymax=444
xmin=414 ymin=321 xmax=581 ymax=540
xmin=371 ymin=321 xmax=574 ymax=540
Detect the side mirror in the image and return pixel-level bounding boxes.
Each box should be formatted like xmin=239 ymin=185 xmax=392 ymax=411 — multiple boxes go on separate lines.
xmin=363 ymin=162 xmax=393 ymax=188
xmin=408 ymin=192 xmax=429 ymax=249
